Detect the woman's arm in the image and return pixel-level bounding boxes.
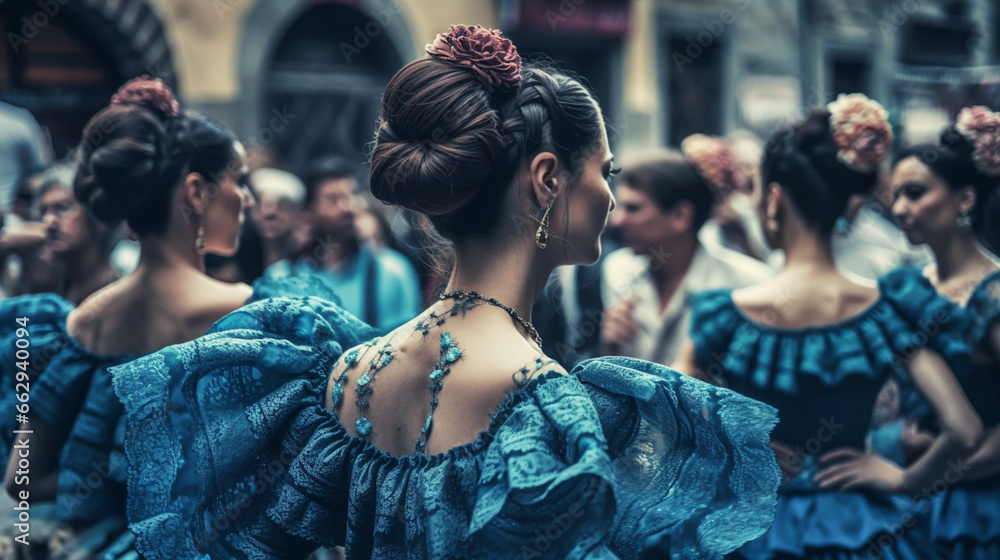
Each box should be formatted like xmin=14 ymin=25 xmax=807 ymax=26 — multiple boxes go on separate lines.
xmin=897 ymin=349 xmax=982 ymax=491
xmin=817 ymin=349 xmax=981 ymax=493
xmin=671 ymin=339 xmax=718 ymax=385
xmin=4 ymin=419 xmax=59 ymax=501
xmin=963 ymin=320 xmax=1000 ymax=480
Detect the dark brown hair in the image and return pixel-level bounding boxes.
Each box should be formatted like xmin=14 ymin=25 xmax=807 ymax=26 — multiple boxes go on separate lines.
xmin=762 ymin=109 xmax=878 ymax=235
xmin=368 ymin=57 xmax=605 ymax=241
xmin=74 ymin=103 xmax=239 ymax=236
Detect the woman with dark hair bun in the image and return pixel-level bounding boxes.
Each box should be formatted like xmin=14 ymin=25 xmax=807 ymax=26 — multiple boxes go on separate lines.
xmin=0 ymin=77 xmax=332 ymax=559
xmin=676 ymin=94 xmax=982 ymax=560
xmin=888 ymin=105 xmax=1000 ymax=559
xmin=112 ymin=25 xmax=781 ymax=559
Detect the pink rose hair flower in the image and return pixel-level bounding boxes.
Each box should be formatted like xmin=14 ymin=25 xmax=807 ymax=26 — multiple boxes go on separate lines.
xmin=426 ymin=25 xmax=522 ymax=92
xmin=826 ymin=93 xmax=893 ymax=173
xmin=110 ymin=76 xmax=180 ymax=118
xmin=681 ymin=134 xmax=745 ymax=196
xmin=955 ymin=105 xmax=1000 ymax=177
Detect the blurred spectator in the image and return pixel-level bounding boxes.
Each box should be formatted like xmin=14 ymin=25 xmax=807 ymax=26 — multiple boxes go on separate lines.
xmin=250 ymin=167 xmax=307 ymax=270
xmin=683 ymin=133 xmax=771 ymax=262
xmin=1 ymin=166 xmax=65 ymax=299
xmin=8 ymin=167 xmax=47 ymax=224
xmin=0 ymin=101 xmax=51 ymax=215
xmin=275 ymin=156 xmax=421 ymax=331
xmin=36 ymin=163 xmax=120 ymax=303
xmin=831 ymin=194 xmax=932 ymax=280
xmin=601 ymin=149 xmax=772 ymax=365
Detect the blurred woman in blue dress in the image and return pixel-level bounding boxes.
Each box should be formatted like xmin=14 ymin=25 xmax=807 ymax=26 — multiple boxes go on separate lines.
xmin=674 ymin=94 xmax=983 ymax=560
xmin=0 ymin=77 xmax=328 ymax=559
xmin=887 ymin=105 xmax=1000 ymax=559
xmin=111 ymin=25 xmax=781 ymax=559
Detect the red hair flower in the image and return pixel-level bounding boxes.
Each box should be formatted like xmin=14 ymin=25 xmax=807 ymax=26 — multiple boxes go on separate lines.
xmin=111 ymin=76 xmax=180 ymax=118
xmin=426 ymin=25 xmax=522 ymax=92
xmin=681 ymin=134 xmax=745 ymax=196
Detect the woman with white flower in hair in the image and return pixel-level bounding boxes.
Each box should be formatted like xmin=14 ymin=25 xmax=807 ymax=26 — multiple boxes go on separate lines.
xmin=674 ymin=95 xmax=983 ymax=559
xmin=887 ymin=105 xmax=1000 ymax=559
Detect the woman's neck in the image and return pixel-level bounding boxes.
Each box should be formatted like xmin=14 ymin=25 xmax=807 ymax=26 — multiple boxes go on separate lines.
xmin=928 ymin=231 xmax=989 ymax=281
xmin=780 ymin=220 xmax=838 ymax=274
xmin=446 ymin=237 xmax=551 ymax=324
xmin=135 ymin=235 xmax=205 ymax=275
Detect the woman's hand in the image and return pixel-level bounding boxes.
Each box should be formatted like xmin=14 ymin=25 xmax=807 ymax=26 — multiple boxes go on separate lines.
xmin=769 ymin=440 xmax=802 ymax=482
xmin=814 ymin=448 xmax=906 ymax=493
xmin=900 ymin=420 xmax=935 ymax=464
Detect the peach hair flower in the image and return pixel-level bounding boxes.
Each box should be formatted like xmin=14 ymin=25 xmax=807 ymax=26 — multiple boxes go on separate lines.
xmin=681 ymin=134 xmax=745 ymax=196
xmin=110 ymin=76 xmax=180 ymax=117
xmin=426 ymin=25 xmax=522 ymax=91
xmin=827 ymin=93 xmax=893 ymax=173
xmin=955 ymin=106 xmax=1000 ymax=177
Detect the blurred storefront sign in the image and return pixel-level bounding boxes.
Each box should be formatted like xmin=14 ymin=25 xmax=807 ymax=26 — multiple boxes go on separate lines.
xmin=501 ymin=0 xmax=630 ymax=36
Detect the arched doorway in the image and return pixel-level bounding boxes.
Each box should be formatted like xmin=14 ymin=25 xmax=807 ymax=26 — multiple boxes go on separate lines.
xmin=239 ymin=0 xmax=413 ymax=173
xmin=0 ymin=0 xmax=176 ymax=158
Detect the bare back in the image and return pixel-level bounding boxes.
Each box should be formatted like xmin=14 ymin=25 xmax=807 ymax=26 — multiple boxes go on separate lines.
xmin=67 ymin=266 xmax=253 ymax=357
xmin=731 ymin=269 xmax=881 ymax=329
xmin=325 ymin=299 xmax=566 ymax=457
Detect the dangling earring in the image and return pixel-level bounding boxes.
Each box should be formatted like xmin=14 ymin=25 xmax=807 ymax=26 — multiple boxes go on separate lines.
xmin=956 ymin=211 xmax=972 ymax=230
xmin=766 ymin=210 xmax=780 ymax=233
xmin=195 ymin=223 xmax=207 ymax=255
xmin=533 ymin=204 xmax=552 ymax=249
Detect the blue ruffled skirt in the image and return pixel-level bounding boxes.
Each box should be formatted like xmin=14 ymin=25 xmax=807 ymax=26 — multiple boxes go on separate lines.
xmin=930 ymin=477 xmax=1000 ymax=560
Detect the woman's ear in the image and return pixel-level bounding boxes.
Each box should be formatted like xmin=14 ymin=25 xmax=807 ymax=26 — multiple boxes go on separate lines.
xmin=528 ymin=151 xmax=561 ymax=209
xmin=767 ymin=182 xmax=783 ymax=218
xmin=957 ymin=185 xmax=977 ymax=216
xmin=180 ymin=172 xmax=208 ymax=221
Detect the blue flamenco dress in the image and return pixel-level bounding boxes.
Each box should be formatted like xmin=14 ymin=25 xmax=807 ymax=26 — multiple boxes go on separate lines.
xmin=0 ymin=273 xmax=339 ymax=557
xmin=896 ymin=267 xmax=1000 ymax=560
xmin=687 ymin=268 xmax=971 ymax=560
xmin=109 ymin=294 xmax=782 ymax=559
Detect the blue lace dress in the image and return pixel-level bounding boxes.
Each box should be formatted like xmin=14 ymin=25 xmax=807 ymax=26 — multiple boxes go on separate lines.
xmin=898 ymin=268 xmax=1000 ymax=560
xmin=110 ymin=294 xmax=782 ymax=559
xmin=0 ymin=274 xmax=337 ymax=557
xmin=688 ymin=267 xmax=971 ymax=560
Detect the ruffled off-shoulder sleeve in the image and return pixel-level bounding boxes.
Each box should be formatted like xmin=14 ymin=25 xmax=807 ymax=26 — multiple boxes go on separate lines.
xmin=967 ymin=269 xmax=1000 ymax=348
xmin=112 ymin=296 xmax=379 ymax=559
xmin=0 ymin=294 xmax=77 ymax=453
xmin=247 ymin=268 xmax=343 ymax=307
xmin=879 ymin=267 xmax=974 ymax=425
xmin=470 ymin=357 xmax=780 ymax=559
xmin=878 ymin=266 xmax=971 ymax=372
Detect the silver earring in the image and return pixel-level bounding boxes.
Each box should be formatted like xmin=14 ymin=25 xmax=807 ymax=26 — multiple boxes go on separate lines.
xmin=195 ymin=224 xmax=207 ymax=255
xmin=766 ymin=212 xmax=779 ymax=233
xmin=956 ymin=212 xmax=972 ymax=230
xmin=532 ymin=205 xmax=552 ymax=250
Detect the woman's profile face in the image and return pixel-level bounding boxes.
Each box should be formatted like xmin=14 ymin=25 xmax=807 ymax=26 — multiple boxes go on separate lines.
xmin=203 ymin=141 xmax=255 ymax=257
xmin=890 ymin=156 xmax=965 ymax=246
xmin=559 ymin=123 xmax=616 ymax=265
